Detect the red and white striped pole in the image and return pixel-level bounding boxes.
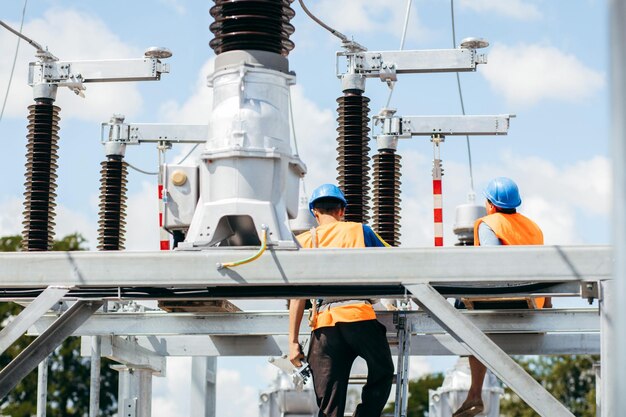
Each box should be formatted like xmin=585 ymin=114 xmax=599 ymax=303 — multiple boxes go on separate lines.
xmin=431 ymin=135 xmax=444 ymax=247
xmin=158 ymin=143 xmax=171 ymax=251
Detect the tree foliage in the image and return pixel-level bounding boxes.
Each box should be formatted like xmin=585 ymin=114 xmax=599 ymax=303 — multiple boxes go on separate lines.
xmin=0 ymin=234 xmax=118 ymax=417
xmin=384 ymin=373 xmax=445 ymax=417
xmin=500 ymin=355 xmax=598 ymax=417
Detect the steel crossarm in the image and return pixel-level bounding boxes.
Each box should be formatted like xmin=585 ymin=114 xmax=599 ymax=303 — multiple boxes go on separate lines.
xmin=0 ymin=299 xmax=103 ymax=398
xmin=80 ymin=333 xmax=598 ymax=357
xmin=0 ymin=286 xmax=69 ymax=355
xmin=28 ymin=309 xmax=600 ymax=337
xmin=405 ymin=283 xmax=574 ymax=417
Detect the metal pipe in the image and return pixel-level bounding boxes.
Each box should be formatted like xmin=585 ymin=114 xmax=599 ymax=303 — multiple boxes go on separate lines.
xmin=89 ymin=336 xmax=102 ymax=417
xmin=610 ymin=0 xmax=625 ymax=415
xmin=36 ymin=356 xmax=49 ymax=417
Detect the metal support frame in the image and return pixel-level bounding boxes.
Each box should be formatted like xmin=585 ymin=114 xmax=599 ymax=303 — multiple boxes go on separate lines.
xmin=405 ymin=283 xmax=574 ymax=417
xmin=375 ymin=115 xmax=512 ymax=138
xmin=393 ymin=313 xmax=410 ymax=417
xmin=101 ymin=121 xmax=208 ymax=145
xmin=336 ymin=48 xmax=486 ymax=78
xmin=0 ymin=285 xmax=69 ymax=355
xmin=29 ymin=58 xmax=170 ymax=86
xmin=89 ymin=336 xmax=102 ymax=417
xmin=610 ymin=1 xmax=626 ymax=416
xmin=30 ymin=309 xmax=600 ymax=337
xmin=191 ymin=357 xmax=217 ymax=417
xmin=0 ymin=299 xmax=103 ymax=398
xmin=37 ymin=357 xmax=49 ymax=417
xmin=82 ymin=336 xmax=165 ymax=375
xmin=114 ymin=366 xmax=153 ymax=417
xmin=0 ymin=246 xmax=611 ymax=287
xmin=600 ymin=280 xmax=613 ymax=417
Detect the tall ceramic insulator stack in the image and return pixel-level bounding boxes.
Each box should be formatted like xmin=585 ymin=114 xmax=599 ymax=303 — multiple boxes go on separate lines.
xmin=372 ymin=149 xmax=402 ymax=246
xmin=336 ymin=91 xmax=371 ymax=223
xmin=97 ymin=156 xmax=128 ymax=250
xmin=22 ymin=100 xmax=60 ymax=251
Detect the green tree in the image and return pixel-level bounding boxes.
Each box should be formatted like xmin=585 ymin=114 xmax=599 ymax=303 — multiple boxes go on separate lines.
xmin=0 ymin=234 xmax=118 ymax=417
xmin=500 ymin=355 xmax=598 ymax=417
xmin=384 ymin=373 xmax=445 ymax=417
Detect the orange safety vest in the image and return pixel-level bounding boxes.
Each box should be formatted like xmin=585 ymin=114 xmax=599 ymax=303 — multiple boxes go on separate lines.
xmin=474 ymin=213 xmax=548 ymax=308
xmin=297 ymin=221 xmax=377 ymax=330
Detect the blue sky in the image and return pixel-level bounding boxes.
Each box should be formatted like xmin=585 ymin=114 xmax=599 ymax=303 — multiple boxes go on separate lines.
xmin=0 ymin=0 xmax=609 ymax=415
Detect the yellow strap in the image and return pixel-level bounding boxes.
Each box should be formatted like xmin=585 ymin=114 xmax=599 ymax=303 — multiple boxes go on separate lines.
xmin=373 ymin=230 xmax=392 ymax=248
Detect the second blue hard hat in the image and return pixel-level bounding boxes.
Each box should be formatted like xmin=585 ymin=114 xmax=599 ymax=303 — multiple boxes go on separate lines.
xmin=309 ymin=184 xmax=347 ymax=215
xmin=484 ymin=177 xmax=522 ymax=209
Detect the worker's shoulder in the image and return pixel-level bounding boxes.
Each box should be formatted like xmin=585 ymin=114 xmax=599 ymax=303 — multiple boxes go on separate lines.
xmin=296 ymin=230 xmax=312 ymax=247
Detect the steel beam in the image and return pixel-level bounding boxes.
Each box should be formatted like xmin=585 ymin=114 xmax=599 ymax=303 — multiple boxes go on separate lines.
xmin=406 ymin=283 xmax=574 ymax=417
xmin=0 ymin=299 xmax=103 ymax=398
xmin=0 ymin=246 xmax=611 ymax=289
xmin=80 ymin=336 xmax=165 ymax=375
xmin=30 ymin=309 xmax=599 ymax=337
xmin=0 ymin=286 xmax=69 ymax=354
xmin=190 ymin=357 xmax=217 ymax=417
xmin=401 ymin=115 xmax=511 ymax=136
xmin=94 ymin=333 xmax=598 ymax=357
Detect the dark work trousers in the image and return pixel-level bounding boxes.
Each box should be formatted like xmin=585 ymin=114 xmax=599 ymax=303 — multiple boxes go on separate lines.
xmin=307 ymin=319 xmax=394 ymax=417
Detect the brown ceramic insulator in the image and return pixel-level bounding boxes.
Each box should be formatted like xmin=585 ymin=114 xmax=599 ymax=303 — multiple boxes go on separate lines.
xmin=22 ymin=102 xmax=60 ymax=251
xmin=97 ymin=157 xmax=128 ymax=250
xmin=372 ymin=149 xmax=402 ymax=246
xmin=210 ymin=0 xmax=295 ymax=56
xmin=336 ymin=92 xmax=371 ymax=223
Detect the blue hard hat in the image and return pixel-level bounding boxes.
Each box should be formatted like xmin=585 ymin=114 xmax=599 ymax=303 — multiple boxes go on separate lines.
xmin=309 ymin=184 xmax=347 ymax=215
xmin=483 ymin=177 xmax=522 ymax=209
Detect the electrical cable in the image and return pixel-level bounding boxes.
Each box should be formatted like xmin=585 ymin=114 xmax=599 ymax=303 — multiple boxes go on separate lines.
xmin=0 ymin=16 xmax=44 ymax=53
xmin=0 ymin=0 xmax=29 ymax=125
xmin=451 ymin=0 xmax=476 ymax=194
xmin=126 ymin=162 xmax=158 ymax=176
xmin=385 ymin=0 xmax=413 ymax=108
xmin=297 ymin=0 xmax=348 ymax=42
xmin=176 ymin=143 xmax=200 ymax=164
xmin=216 ymin=226 xmax=268 ymax=269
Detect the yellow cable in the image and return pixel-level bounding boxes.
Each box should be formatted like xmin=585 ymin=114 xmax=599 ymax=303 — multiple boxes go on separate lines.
xmin=373 ymin=231 xmax=392 ymax=248
xmin=217 ymin=228 xmax=268 ymax=269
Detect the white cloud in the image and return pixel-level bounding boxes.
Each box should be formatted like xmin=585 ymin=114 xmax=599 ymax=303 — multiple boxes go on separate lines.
xmin=0 ymin=196 xmax=98 ymax=249
xmin=459 ymin=0 xmax=542 ymax=21
xmin=216 ymin=368 xmax=259 ymax=417
xmin=160 ymin=59 xmax=214 ymax=125
xmin=125 ymin=181 xmax=160 ymax=250
xmin=481 ymin=43 xmax=605 ymax=107
xmin=153 ymin=357 xmax=192 ymax=417
xmin=159 ymin=0 xmax=187 ymax=15
xmin=313 ymin=0 xmax=430 ymax=45
xmin=0 ymin=9 xmax=144 ymax=121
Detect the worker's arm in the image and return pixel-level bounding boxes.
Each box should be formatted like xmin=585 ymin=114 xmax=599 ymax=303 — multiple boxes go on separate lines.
xmin=288 ymin=299 xmax=307 ymax=366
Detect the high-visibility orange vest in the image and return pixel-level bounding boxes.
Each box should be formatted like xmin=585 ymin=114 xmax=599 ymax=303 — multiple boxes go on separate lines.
xmin=297 ymin=221 xmax=377 ymax=329
xmin=474 ymin=213 xmax=547 ymax=308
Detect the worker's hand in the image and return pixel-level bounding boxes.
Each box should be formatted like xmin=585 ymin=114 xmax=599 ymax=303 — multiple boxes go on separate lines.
xmin=289 ymin=341 xmax=304 ymax=367
xmin=544 ymin=297 xmax=553 ymax=309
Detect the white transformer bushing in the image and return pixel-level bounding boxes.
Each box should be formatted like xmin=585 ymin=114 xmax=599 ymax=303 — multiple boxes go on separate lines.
xmin=429 ymin=357 xmax=503 ymax=417
xmin=183 ymin=65 xmax=306 ymax=248
xmin=453 ymin=202 xmax=486 ymax=246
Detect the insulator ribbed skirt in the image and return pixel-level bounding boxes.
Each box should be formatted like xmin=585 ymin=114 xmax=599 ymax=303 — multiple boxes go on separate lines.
xmin=336 ymin=92 xmax=371 ymax=223
xmin=22 ymin=102 xmax=60 ymax=251
xmin=373 ymin=149 xmax=402 ymax=246
xmin=210 ymin=0 xmax=295 ymax=56
xmin=97 ymin=157 xmax=128 ymax=250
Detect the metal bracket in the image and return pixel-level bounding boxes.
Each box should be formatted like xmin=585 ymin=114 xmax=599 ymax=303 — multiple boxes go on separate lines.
xmin=582 ymin=281 xmax=599 ymax=304
xmin=405 ymin=283 xmax=574 ymax=417
xmin=394 ymin=312 xmax=410 ymax=417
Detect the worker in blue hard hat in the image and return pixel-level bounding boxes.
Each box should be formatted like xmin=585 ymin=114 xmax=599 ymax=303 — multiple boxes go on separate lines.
xmin=453 ymin=177 xmax=550 ymax=417
xmin=289 ymin=183 xmax=393 ymax=417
